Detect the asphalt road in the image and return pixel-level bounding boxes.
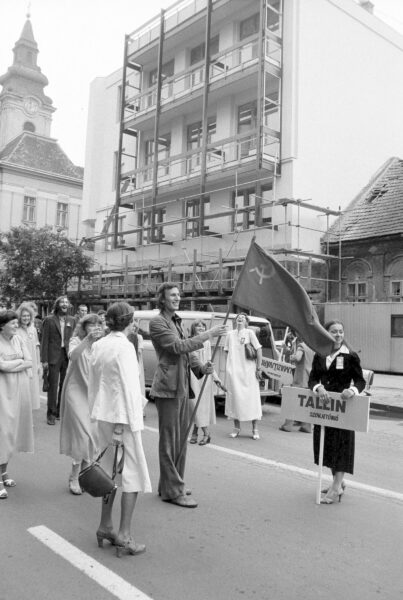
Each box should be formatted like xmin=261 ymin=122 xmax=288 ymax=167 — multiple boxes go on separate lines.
xmin=1 ymin=392 xmax=403 ymax=600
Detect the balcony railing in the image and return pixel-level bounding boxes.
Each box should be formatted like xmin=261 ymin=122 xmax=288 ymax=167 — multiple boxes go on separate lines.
xmin=119 ymin=131 xmax=279 ymax=198
xmin=124 ymin=35 xmax=278 ymax=121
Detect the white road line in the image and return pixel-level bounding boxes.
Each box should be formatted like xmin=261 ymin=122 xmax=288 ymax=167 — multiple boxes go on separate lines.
xmin=28 ymin=526 xmax=152 ymax=600
xmin=144 ymin=426 xmax=403 ymax=503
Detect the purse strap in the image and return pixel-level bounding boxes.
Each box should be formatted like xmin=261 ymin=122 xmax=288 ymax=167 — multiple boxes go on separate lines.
xmin=95 ymin=444 xmax=125 ymax=480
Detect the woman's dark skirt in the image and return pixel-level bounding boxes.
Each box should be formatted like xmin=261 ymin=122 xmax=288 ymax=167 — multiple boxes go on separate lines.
xmin=313 ymin=425 xmax=355 ymax=474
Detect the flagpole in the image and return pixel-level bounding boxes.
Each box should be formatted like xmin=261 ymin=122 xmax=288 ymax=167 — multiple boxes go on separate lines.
xmin=175 ymin=304 xmax=232 ymax=468
xmin=176 ymin=238 xmax=256 ymax=467
xmin=316 ymin=425 xmax=325 ymax=504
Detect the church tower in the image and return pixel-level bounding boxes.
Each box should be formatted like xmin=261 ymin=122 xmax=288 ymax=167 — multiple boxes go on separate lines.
xmin=0 ymin=13 xmax=55 ymax=149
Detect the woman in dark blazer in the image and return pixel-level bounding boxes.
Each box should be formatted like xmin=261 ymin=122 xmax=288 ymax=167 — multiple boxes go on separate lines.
xmin=308 ymin=320 xmax=365 ymax=504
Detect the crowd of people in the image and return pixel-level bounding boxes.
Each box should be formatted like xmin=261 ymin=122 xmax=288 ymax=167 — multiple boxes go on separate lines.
xmin=0 ymin=284 xmax=366 ymax=551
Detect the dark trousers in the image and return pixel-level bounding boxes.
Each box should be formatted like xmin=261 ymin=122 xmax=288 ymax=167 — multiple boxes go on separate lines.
xmin=47 ymin=349 xmax=68 ymax=418
xmin=154 ymin=395 xmax=190 ymax=500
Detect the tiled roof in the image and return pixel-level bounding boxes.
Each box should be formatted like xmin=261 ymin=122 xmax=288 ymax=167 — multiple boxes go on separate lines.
xmin=0 ymin=132 xmax=83 ymax=180
xmin=324 ymin=157 xmax=403 ymax=244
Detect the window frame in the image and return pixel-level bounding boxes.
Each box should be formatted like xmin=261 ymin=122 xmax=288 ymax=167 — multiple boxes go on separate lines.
xmin=23 ymin=195 xmax=36 ymax=224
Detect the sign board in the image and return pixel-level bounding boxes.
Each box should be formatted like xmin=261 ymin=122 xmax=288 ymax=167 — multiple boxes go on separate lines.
xmin=280 ymin=386 xmax=370 ymax=433
xmin=261 ymin=357 xmax=294 ymax=386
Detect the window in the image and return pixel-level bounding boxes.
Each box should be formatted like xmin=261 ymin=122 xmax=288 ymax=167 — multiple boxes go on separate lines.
xmin=391 ymin=280 xmax=403 ymax=301
xmin=149 ymin=60 xmax=175 ymax=87
xmin=23 ymin=121 xmax=35 ymax=132
xmin=56 ymin=202 xmax=69 ymax=229
xmin=391 ymin=315 xmax=403 ymax=337
xmin=240 ymin=13 xmax=259 ymax=40
xmin=23 ymin=195 xmax=36 ymax=223
xmin=266 ymin=1 xmax=282 ymax=35
xmin=190 ymin=36 xmax=219 ymax=66
xmin=238 ymin=102 xmax=257 ymax=157
xmin=138 ymin=208 xmax=166 ymax=245
xmin=187 ymin=118 xmax=216 ymax=172
xmin=185 ymin=197 xmax=210 ymax=238
xmin=232 ymin=189 xmax=255 ymax=231
xmin=144 ymin=133 xmax=171 ymax=181
xmin=346 ymin=282 xmax=367 ymax=302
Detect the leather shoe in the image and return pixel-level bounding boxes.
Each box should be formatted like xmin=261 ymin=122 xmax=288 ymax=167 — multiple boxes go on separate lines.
xmin=165 ymin=495 xmax=198 ymax=508
xmin=47 ymin=415 xmax=56 ymax=425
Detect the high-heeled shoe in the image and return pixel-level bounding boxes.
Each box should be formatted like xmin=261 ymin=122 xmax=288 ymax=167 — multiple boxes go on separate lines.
xmin=229 ymin=428 xmax=241 ymax=438
xmin=320 ymin=488 xmax=344 ymax=504
xmin=96 ymin=529 xmax=117 ymax=548
xmin=115 ymin=537 xmax=146 ymax=558
xmin=2 ymin=472 xmax=16 ymax=487
xmin=199 ymin=434 xmax=211 ymax=446
xmin=189 ymin=432 xmax=198 ymax=444
xmin=252 ymin=429 xmax=260 ymax=440
xmin=321 ymin=481 xmax=346 ymax=495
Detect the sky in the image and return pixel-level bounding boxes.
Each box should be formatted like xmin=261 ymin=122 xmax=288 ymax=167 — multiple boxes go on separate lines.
xmin=1 ymin=0 xmax=403 ymax=166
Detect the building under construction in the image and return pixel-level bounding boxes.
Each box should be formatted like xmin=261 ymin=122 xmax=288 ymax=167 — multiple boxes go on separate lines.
xmin=80 ymin=0 xmax=403 ymax=309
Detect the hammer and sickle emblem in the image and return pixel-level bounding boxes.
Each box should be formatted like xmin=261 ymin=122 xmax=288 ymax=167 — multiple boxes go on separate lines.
xmin=249 ymin=263 xmax=274 ymax=284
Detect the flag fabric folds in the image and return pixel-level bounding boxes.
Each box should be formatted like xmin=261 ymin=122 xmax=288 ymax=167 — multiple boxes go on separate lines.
xmin=231 ymin=241 xmax=334 ymax=357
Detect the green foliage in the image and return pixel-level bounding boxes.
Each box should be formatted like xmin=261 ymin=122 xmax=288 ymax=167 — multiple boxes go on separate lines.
xmin=0 ymin=226 xmax=94 ymax=302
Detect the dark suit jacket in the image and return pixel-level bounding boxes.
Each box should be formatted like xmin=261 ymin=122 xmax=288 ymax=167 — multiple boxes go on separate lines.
xmin=308 ymin=348 xmax=365 ymax=394
xmin=40 ymin=314 xmax=76 ymax=364
xmin=149 ymin=311 xmax=206 ymax=399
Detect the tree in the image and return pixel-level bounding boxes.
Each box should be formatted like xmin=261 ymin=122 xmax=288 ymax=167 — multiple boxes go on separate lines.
xmin=0 ymin=226 xmax=94 ymax=302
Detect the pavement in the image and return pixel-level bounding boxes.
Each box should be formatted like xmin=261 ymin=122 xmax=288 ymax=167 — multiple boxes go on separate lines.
xmin=363 ymin=372 xmax=403 ymax=413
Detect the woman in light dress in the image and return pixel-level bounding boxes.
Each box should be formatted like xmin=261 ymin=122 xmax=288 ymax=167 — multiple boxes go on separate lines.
xmin=59 ymin=313 xmax=104 ymax=495
xmin=0 ymin=310 xmax=34 ymax=499
xmin=224 ymin=313 xmax=263 ymax=440
xmin=16 ymin=302 xmax=41 ymax=411
xmin=189 ymin=320 xmax=221 ymax=446
xmin=89 ymin=302 xmax=151 ymax=557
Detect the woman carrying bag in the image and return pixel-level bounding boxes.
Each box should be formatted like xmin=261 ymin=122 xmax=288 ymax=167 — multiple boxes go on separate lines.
xmin=88 ymin=302 xmax=151 ymax=557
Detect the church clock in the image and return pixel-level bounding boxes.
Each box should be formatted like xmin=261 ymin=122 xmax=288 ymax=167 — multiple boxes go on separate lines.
xmin=23 ymin=97 xmax=40 ymax=115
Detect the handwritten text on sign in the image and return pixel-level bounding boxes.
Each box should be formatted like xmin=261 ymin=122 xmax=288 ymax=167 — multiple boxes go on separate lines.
xmin=261 ymin=357 xmax=294 ymax=386
xmin=280 ymin=386 xmax=370 ymax=432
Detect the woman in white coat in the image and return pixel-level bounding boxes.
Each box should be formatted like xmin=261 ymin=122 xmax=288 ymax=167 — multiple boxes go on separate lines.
xmin=89 ymin=302 xmax=151 ymax=557
xmin=224 ymin=313 xmax=263 ymax=440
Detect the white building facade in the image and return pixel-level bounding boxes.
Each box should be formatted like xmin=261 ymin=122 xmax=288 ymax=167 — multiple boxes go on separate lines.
xmin=82 ymin=0 xmax=403 ymax=305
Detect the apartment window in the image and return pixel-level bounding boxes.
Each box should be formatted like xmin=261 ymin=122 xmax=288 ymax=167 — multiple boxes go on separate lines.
xmin=138 ymin=208 xmax=166 ymax=245
xmin=232 ymin=189 xmax=255 ymax=231
xmin=266 ymin=1 xmax=282 ymax=35
xmin=238 ymin=102 xmax=257 ymax=158
xmin=185 ymin=197 xmax=210 ymax=238
xmin=149 ymin=60 xmax=175 ymax=87
xmin=56 ymin=202 xmax=69 ymax=229
xmin=264 ymin=72 xmax=281 ymax=132
xmin=23 ymin=195 xmax=36 ymax=223
xmin=144 ymin=133 xmax=171 ymax=180
xmin=391 ymin=315 xmax=403 ymax=337
xmin=190 ymin=36 xmax=219 ymax=65
xmin=391 ymin=280 xmax=403 ymax=301
xmin=347 ymin=282 xmax=367 ymax=302
xmin=240 ymin=13 xmax=259 ymax=40
xmin=187 ymin=118 xmax=216 ymax=172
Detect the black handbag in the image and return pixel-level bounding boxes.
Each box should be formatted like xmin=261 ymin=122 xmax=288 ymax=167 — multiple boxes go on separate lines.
xmin=244 ymin=342 xmax=257 ymax=361
xmin=79 ymin=445 xmax=123 ymax=499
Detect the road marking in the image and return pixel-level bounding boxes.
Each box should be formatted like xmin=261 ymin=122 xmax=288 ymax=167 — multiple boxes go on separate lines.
xmin=144 ymin=426 xmax=403 ymax=503
xmin=28 ymin=526 xmax=152 ymax=600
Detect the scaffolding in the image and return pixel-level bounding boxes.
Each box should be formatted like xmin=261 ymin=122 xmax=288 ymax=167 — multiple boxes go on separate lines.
xmin=80 ymin=0 xmax=345 ymax=308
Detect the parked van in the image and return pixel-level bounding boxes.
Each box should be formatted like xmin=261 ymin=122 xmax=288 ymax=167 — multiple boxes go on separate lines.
xmin=132 ymin=310 xmax=280 ymax=403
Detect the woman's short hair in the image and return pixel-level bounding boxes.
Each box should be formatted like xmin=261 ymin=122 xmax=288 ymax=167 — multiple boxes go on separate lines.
xmin=324 ymin=319 xmax=344 ymax=331
xmin=0 ymin=310 xmax=18 ymax=331
xmin=190 ymin=320 xmax=207 ymax=337
xmin=74 ymin=313 xmax=102 ymax=340
xmin=105 ymin=302 xmax=133 ymax=332
xmin=16 ymin=302 xmax=35 ymax=325
xmin=156 ymin=282 xmax=179 ymax=310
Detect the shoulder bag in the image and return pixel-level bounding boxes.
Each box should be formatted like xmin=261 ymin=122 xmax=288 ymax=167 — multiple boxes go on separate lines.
xmin=79 ymin=445 xmax=124 ymax=501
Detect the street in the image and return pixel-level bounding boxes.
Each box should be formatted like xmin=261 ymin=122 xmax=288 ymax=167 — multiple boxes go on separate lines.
xmin=1 ymin=389 xmax=403 ymax=600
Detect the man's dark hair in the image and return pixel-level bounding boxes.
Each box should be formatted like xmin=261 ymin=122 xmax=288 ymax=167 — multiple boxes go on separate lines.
xmin=156 ymin=282 xmax=180 ymax=310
